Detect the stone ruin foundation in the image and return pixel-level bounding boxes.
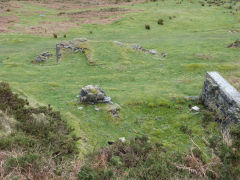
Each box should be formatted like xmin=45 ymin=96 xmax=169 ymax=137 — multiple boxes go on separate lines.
xmin=200 ymin=72 xmax=240 ymax=127
xmin=56 ymin=38 xmax=88 ymax=63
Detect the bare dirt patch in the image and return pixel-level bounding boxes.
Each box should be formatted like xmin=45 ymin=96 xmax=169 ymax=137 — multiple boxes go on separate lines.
xmin=0 ymin=1 xmax=22 ymax=13
xmin=0 ymin=15 xmax=18 ymax=33
xmin=0 ymin=1 xmax=21 ymax=33
xmin=33 ymin=0 xmax=144 ymax=10
xmin=24 ymin=21 xmax=77 ymax=34
xmin=60 ymin=7 xmax=132 ymax=24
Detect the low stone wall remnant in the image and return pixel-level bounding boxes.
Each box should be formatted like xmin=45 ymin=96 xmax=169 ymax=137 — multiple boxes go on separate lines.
xmin=200 ymin=72 xmax=240 ymax=126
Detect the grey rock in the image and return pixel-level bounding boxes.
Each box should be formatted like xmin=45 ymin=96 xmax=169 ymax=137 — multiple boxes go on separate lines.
xmin=56 ymin=38 xmax=87 ymax=63
xmin=35 ymin=52 xmax=52 ymax=63
xmin=149 ymin=49 xmax=158 ymax=55
xmin=79 ymin=85 xmax=111 ymax=104
xmin=200 ymin=72 xmax=240 ymax=126
xmin=114 ymin=41 xmax=124 ymax=47
xmin=227 ymin=40 xmax=240 ymax=48
xmin=78 ymin=107 xmax=83 ymax=110
xmin=184 ymin=96 xmax=199 ymax=101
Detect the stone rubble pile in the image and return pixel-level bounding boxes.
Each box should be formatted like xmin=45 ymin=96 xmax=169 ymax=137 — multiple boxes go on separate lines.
xmin=79 ymin=85 xmax=111 ymax=104
xmin=114 ymin=41 xmax=167 ymax=57
xmin=79 ymin=85 xmax=121 ymax=117
xmin=56 ymin=38 xmax=88 ymax=63
xmin=35 ymin=52 xmax=52 ymax=63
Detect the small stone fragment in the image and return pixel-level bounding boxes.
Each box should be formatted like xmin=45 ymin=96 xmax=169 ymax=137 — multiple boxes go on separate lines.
xmin=149 ymin=49 xmax=158 ymax=55
xmin=78 ymin=107 xmax=83 ymax=110
xmin=119 ymin=137 xmax=126 ymax=143
xmin=95 ymin=107 xmax=100 ymax=111
xmin=191 ymin=106 xmax=200 ymax=111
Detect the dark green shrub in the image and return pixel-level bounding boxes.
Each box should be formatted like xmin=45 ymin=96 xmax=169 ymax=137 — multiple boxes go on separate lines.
xmin=0 ymin=82 xmax=77 ymax=160
xmin=78 ymin=166 xmax=98 ymax=180
xmin=145 ymin=24 xmax=150 ymax=30
xmin=180 ymin=125 xmax=192 ymax=135
xmin=53 ymin=33 xmax=58 ymax=38
xmin=157 ymin=18 xmax=164 ymax=25
xmin=5 ymin=153 xmax=41 ymax=172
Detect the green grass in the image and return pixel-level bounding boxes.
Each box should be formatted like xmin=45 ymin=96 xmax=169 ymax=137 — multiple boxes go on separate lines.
xmin=0 ymin=0 xmax=239 ymax=155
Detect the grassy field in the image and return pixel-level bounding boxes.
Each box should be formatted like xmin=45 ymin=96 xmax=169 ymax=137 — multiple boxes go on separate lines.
xmin=0 ymin=0 xmax=239 ymax=156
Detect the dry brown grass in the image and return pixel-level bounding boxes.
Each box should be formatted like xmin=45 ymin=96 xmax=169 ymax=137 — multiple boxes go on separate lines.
xmin=228 ymin=76 xmax=240 ymax=90
xmin=174 ymin=148 xmax=220 ymax=179
xmin=0 ymin=149 xmax=83 ymax=180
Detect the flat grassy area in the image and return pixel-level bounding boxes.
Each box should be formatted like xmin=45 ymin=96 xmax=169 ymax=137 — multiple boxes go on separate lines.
xmin=0 ymin=0 xmax=239 ymax=155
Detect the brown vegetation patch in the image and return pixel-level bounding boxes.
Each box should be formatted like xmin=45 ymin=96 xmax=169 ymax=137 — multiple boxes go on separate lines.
xmin=0 ymin=1 xmax=22 ymax=13
xmin=228 ymin=76 xmax=240 ymax=90
xmin=33 ymin=0 xmax=144 ymax=10
xmin=24 ymin=21 xmax=77 ymax=34
xmin=0 ymin=16 xmax=18 ymax=33
xmin=63 ymin=7 xmax=133 ymax=24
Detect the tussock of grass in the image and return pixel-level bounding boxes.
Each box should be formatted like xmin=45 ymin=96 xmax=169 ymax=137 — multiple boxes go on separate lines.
xmin=183 ymin=63 xmax=208 ymax=71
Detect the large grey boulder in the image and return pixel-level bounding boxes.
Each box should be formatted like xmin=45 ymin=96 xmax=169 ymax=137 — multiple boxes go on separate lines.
xmin=79 ymin=85 xmax=111 ymax=104
xmin=200 ymin=72 xmax=240 ymax=126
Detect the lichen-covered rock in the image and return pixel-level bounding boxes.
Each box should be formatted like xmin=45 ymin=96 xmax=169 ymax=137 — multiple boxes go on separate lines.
xmin=35 ymin=52 xmax=52 ymax=63
xmin=79 ymin=85 xmax=111 ymax=104
xmin=200 ymin=72 xmax=240 ymax=126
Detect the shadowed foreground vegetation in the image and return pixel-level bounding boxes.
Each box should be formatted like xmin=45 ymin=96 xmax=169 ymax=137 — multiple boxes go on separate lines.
xmin=0 ymin=82 xmax=240 ymax=179
xmin=0 ymin=0 xmax=240 ymax=179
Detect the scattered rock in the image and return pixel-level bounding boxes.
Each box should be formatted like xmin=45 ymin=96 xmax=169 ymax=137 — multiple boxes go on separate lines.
xmin=149 ymin=49 xmax=158 ymax=55
xmin=79 ymin=85 xmax=111 ymax=104
xmin=113 ymin=41 xmax=124 ymax=47
xmin=184 ymin=96 xmax=199 ymax=101
xmin=191 ymin=106 xmax=200 ymax=112
xmin=106 ymin=103 xmax=121 ymax=118
xmin=95 ymin=107 xmax=100 ymax=111
xmin=56 ymin=38 xmax=88 ymax=63
xmin=119 ymin=137 xmax=126 ymax=143
xmin=35 ymin=52 xmax=52 ymax=63
xmin=114 ymin=41 xmax=167 ymax=58
xmin=227 ymin=40 xmax=240 ymax=48
xmin=228 ymin=30 xmax=239 ymax=34
xmin=78 ymin=107 xmax=83 ymax=110
xmin=133 ymin=44 xmax=159 ymax=55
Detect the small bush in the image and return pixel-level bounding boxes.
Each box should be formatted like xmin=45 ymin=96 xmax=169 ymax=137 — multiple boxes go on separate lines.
xmin=53 ymin=33 xmax=58 ymax=38
xmin=157 ymin=18 xmax=164 ymax=25
xmin=145 ymin=24 xmax=150 ymax=30
xmin=6 ymin=153 xmax=41 ymax=171
xmin=63 ymin=34 xmax=66 ymax=38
